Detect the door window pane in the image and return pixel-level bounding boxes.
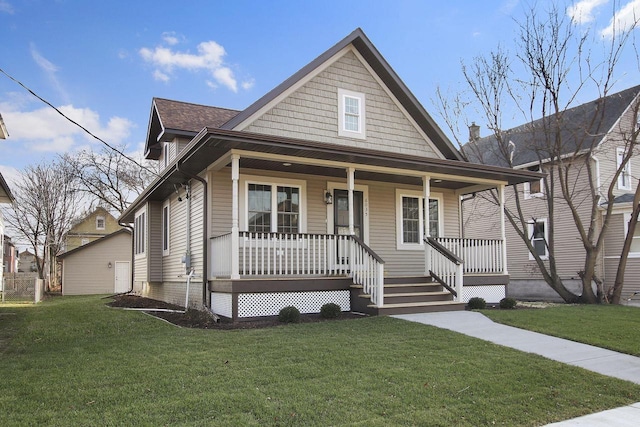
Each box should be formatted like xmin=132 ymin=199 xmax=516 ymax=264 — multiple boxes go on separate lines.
xmin=277 ymin=186 xmax=299 ymax=233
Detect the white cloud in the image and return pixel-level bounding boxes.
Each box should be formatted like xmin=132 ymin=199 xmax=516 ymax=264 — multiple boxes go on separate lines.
xmin=162 ymin=31 xmax=181 ymax=46
xmin=30 ymin=43 xmax=70 ymax=103
xmin=0 ymin=102 xmax=134 ymax=153
xmin=0 ymin=0 xmax=14 ymax=14
xmin=139 ymin=36 xmax=251 ymax=92
xmin=567 ymin=0 xmax=609 ymax=24
xmin=499 ymin=0 xmax=519 ymax=15
xmin=241 ymin=78 xmax=255 ymax=90
xmin=0 ymin=165 xmax=20 ymax=189
xmin=601 ymin=0 xmax=640 ymax=37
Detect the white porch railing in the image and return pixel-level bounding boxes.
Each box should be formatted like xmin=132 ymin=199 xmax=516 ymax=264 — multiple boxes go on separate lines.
xmin=434 ymin=237 xmax=504 ymax=274
xmin=425 ymin=237 xmax=463 ymax=302
xmin=209 ymin=232 xmax=385 ymax=306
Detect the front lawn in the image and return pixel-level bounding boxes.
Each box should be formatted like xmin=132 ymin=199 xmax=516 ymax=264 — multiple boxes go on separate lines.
xmin=482 ymin=303 xmax=640 ymax=357
xmin=1 ymin=296 xmax=639 ymax=426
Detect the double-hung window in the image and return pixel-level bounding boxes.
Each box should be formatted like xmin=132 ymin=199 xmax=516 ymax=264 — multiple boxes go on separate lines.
xmin=134 ymin=210 xmax=146 ymax=256
xmin=338 ymin=88 xmax=365 ymax=139
xmin=245 ymin=178 xmax=305 ymax=234
xmin=396 ymin=190 xmax=441 ymax=249
xmin=617 ymin=147 xmax=632 ymax=190
xmin=528 ymin=218 xmax=548 ymax=260
xmin=96 ymin=216 xmax=105 ymax=230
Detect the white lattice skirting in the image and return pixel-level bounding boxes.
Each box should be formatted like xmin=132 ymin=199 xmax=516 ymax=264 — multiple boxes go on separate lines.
xmin=461 ymin=285 xmax=505 ymax=303
xmin=211 ymin=290 xmax=350 ymax=318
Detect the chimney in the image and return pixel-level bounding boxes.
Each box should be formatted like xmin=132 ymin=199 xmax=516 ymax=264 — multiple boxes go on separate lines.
xmin=469 ymin=122 xmax=480 ymax=142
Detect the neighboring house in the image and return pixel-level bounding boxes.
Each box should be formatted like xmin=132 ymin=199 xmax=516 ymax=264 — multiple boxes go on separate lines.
xmin=64 ymin=206 xmax=123 ymax=252
xmin=2 ymin=235 xmax=18 ymax=274
xmin=119 ymin=28 xmax=540 ymax=320
xmin=462 ymin=85 xmax=640 ymax=301
xmin=58 ymin=229 xmax=132 ymax=295
xmin=18 ymin=250 xmax=38 ymax=273
xmin=1 ymin=119 xmax=14 ymax=278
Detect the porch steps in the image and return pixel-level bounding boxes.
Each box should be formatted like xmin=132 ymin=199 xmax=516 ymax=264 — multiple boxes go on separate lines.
xmin=350 ymin=276 xmax=465 ymax=316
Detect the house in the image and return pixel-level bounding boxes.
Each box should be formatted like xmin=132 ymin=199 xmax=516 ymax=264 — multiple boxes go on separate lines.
xmin=63 ymin=206 xmax=123 ymax=252
xmin=461 ymin=85 xmax=640 ymax=301
xmin=119 ymin=28 xmax=541 ymax=320
xmin=18 ymin=250 xmax=38 ymax=273
xmin=1 ymin=170 xmax=15 ymax=278
xmin=58 ymin=229 xmax=132 ymax=295
xmin=2 ymin=235 xmax=18 ymax=274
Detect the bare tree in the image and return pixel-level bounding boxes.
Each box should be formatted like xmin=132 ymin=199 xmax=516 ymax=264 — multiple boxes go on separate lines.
xmin=5 ymin=160 xmax=85 ymax=289
xmin=435 ymin=3 xmax=640 ymax=303
xmin=61 ymin=146 xmax=158 ymax=215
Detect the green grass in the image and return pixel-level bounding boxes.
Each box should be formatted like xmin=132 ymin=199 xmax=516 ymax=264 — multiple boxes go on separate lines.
xmin=1 ymin=296 xmax=639 ymax=426
xmin=483 ymin=304 xmax=640 ymax=357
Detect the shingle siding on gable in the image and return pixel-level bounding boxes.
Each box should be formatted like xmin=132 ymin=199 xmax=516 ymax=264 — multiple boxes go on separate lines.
xmin=244 ymin=50 xmax=440 ymax=158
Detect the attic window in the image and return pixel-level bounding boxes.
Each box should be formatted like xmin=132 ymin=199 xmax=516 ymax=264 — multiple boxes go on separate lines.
xmin=96 ymin=216 xmax=106 ymax=230
xmin=524 ymin=165 xmax=544 ymax=199
xmin=338 ymin=89 xmax=365 ymax=139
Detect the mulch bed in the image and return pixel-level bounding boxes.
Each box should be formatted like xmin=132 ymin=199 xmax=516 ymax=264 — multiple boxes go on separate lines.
xmin=107 ymin=294 xmax=366 ymax=329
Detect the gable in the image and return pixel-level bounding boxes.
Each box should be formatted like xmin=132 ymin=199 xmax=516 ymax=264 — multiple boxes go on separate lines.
xmin=68 ymin=208 xmax=121 ymax=235
xmin=242 ymin=49 xmax=442 ymax=159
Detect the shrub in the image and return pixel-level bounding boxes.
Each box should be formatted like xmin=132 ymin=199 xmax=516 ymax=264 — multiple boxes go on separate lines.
xmin=467 ymin=297 xmax=486 ymax=310
xmin=278 ymin=306 xmax=301 ymax=323
xmin=499 ymin=297 xmax=517 ymax=309
xmin=320 ymin=302 xmax=342 ymax=319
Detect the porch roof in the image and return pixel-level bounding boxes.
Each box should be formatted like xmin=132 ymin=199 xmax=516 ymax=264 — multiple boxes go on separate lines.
xmin=120 ymin=128 xmax=544 ymax=223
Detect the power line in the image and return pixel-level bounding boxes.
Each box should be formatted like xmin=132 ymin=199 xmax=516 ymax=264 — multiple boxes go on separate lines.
xmin=0 ymin=67 xmax=160 ymax=178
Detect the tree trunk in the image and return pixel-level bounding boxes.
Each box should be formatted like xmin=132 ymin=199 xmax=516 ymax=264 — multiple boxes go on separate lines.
xmin=610 ymin=183 xmax=640 ymax=304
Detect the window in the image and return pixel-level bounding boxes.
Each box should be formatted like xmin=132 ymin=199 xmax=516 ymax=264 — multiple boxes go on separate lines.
xmin=163 ymin=142 xmax=170 ymax=169
xmin=162 ymin=202 xmax=170 ymax=255
xmin=617 ymin=147 xmax=632 ymax=190
xmin=528 ymin=218 xmax=548 ymax=260
xmin=245 ymin=179 xmax=304 ymax=234
xmin=396 ymin=190 xmax=442 ymax=249
xmin=524 ymin=165 xmax=544 ymax=199
xmin=338 ymin=89 xmax=365 ymax=139
xmin=96 ymin=216 xmax=105 ymax=230
xmin=134 ymin=210 xmax=146 ymax=255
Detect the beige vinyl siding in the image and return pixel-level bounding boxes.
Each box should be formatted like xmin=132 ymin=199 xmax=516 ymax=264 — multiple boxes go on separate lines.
xmin=133 ymin=204 xmax=148 ymax=283
xmin=604 ymin=257 xmax=640 ymax=296
xmin=594 ymin=102 xmax=640 ymax=196
xmin=244 ymin=50 xmax=441 ymax=159
xmin=603 ymin=212 xmax=627 ymax=258
xmin=62 ymin=232 xmax=132 ymax=295
xmin=163 ymin=193 xmax=186 ymax=280
xmin=208 ymin=167 xmax=459 ymax=277
xmin=148 ymin=201 xmax=163 ymax=282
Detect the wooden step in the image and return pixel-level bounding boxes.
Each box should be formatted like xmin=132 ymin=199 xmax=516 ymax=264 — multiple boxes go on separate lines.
xmin=361 ymin=291 xmax=453 ymax=304
xmin=370 ymin=301 xmax=466 ymax=316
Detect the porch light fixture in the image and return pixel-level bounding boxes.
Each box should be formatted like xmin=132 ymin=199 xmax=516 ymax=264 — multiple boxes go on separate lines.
xmin=108 ymin=262 xmax=112 ymax=269
xmin=282 ymin=162 xmax=292 ymax=167
xmin=324 ymin=191 xmax=333 ymax=205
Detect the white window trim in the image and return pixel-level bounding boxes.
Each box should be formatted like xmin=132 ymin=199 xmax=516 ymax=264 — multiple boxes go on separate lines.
xmin=338 ymin=88 xmax=366 ymax=139
xmin=163 ymin=142 xmax=170 ymax=169
xmin=134 ymin=207 xmax=147 ymax=258
xmin=162 ymin=200 xmax=170 ymax=256
xmin=524 ymin=166 xmax=544 ymax=200
xmin=528 ymin=218 xmax=549 ymax=261
xmin=96 ymin=215 xmax=106 ymax=230
xmin=395 ymin=189 xmax=443 ymax=251
xmin=622 ymin=213 xmax=640 ymax=258
xmin=617 ymin=147 xmax=632 ymax=191
xmin=239 ymin=175 xmax=307 ymax=233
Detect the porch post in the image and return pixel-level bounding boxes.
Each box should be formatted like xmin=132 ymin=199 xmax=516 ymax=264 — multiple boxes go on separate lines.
xmin=231 ymin=154 xmax=240 ymax=279
xmin=423 ymin=175 xmax=431 ymax=276
xmin=499 ymin=184 xmax=508 ymax=275
xmin=347 ymin=167 xmax=355 ymax=236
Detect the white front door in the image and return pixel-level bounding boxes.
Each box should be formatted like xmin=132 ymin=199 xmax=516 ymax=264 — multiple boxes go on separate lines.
xmin=114 ymin=261 xmax=130 ymax=293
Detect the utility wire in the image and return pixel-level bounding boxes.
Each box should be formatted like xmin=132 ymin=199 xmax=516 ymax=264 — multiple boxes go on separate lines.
xmin=0 ymin=67 xmax=161 ymax=178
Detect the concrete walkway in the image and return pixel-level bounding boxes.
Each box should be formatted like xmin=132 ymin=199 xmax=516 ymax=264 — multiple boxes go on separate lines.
xmin=394 ymin=311 xmax=640 ymax=426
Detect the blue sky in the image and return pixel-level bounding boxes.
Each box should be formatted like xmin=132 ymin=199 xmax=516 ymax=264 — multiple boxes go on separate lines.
xmin=1 ymin=0 xmax=639 ymax=186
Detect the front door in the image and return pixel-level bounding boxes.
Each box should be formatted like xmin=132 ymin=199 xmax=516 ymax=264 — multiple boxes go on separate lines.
xmin=333 ymin=189 xmax=363 ymax=238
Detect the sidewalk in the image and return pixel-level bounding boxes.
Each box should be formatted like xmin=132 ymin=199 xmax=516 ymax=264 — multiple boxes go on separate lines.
xmin=394 ymin=311 xmax=640 ymax=426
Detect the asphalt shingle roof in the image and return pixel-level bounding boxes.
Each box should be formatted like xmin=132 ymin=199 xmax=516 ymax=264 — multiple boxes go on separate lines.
xmin=154 ymin=98 xmax=240 ymax=133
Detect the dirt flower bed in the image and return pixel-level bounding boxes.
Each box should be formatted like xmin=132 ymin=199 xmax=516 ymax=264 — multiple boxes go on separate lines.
xmin=107 ymin=294 xmax=366 ymax=329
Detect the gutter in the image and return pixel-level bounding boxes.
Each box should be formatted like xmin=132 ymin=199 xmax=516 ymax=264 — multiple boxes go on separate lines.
xmin=175 ymin=161 xmax=209 ymax=311
xmin=118 ymin=222 xmax=135 ymax=293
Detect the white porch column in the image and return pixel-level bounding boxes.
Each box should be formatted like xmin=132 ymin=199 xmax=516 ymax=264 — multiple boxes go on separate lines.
xmin=499 ymin=184 xmax=508 ymax=275
xmin=231 ymin=154 xmax=240 ymax=279
xmin=423 ymin=175 xmax=431 ymax=276
xmin=347 ymin=167 xmax=355 ymax=236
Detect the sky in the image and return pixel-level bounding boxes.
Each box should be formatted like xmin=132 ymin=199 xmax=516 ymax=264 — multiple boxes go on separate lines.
xmin=1 ymin=0 xmax=640 ymax=189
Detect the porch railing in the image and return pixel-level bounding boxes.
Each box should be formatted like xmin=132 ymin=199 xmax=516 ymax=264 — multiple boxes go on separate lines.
xmin=434 ymin=237 xmax=504 ymax=274
xmin=209 ymin=232 xmax=385 ymax=306
xmin=425 ymin=237 xmax=463 ymax=302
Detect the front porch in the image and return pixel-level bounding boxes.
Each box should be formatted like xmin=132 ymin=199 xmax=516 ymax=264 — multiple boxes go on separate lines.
xmin=209 ymin=231 xmax=508 ymax=320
